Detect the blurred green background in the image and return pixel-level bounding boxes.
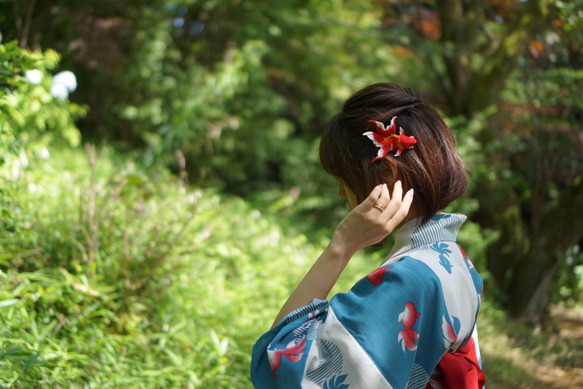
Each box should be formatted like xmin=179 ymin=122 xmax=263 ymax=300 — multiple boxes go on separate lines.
xmin=1 ymin=0 xmax=582 ymax=387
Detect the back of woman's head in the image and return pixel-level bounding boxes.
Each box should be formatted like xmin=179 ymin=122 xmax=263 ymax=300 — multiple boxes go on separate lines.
xmin=319 ymin=82 xmax=469 ymax=223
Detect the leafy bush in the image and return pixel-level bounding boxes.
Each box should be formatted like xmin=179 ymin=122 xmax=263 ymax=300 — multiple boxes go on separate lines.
xmin=0 ymin=145 xmax=337 ymax=388
xmin=0 ymin=42 xmax=87 ymax=160
xmin=1 ymin=41 xmax=87 ymax=247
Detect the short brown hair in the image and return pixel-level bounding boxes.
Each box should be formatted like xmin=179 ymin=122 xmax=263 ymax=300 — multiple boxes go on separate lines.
xmin=319 ymin=82 xmax=469 ymax=223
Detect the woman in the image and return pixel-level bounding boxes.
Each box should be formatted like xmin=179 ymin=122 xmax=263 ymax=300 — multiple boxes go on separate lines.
xmin=251 ymin=83 xmax=485 ymax=389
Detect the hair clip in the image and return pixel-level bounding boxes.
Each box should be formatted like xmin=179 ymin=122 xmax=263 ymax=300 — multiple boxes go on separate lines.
xmin=363 ymin=116 xmax=417 ymax=163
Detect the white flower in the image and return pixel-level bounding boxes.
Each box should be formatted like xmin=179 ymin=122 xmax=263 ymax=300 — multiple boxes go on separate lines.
xmin=10 ymin=153 xmax=29 ymax=180
xmin=11 ymin=161 xmax=21 ymax=180
xmin=53 ymin=70 xmax=77 ymax=92
xmin=38 ymin=148 xmax=50 ymax=160
xmin=19 ymin=152 xmax=29 ymax=168
xmin=50 ymin=83 xmax=69 ymax=99
xmin=25 ymin=69 xmax=43 ymax=84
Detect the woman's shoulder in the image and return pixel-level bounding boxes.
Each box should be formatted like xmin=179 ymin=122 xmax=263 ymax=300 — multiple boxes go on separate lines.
xmin=354 ymin=243 xmax=483 ymax=323
xmin=368 ymin=253 xmax=444 ymax=288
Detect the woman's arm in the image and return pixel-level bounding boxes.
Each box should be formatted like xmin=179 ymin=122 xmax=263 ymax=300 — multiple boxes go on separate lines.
xmin=271 ymin=181 xmax=414 ymax=328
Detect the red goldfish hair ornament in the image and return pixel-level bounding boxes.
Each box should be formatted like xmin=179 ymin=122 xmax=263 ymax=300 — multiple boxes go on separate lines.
xmin=363 ymin=116 xmax=417 ymax=163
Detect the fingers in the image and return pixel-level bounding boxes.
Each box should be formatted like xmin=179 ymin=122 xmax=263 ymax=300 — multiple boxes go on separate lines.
xmin=337 ymin=181 xmax=414 ymax=253
xmin=365 ymin=182 xmax=391 ymax=209
xmin=365 ymin=183 xmax=384 ymax=207
xmin=371 ymin=181 xmax=414 ymax=229
xmin=379 ymin=182 xmax=391 ymax=209
xmin=364 ymin=181 xmax=413 ymax=220
xmin=391 ymin=180 xmax=403 ymax=202
xmin=382 ymin=181 xmax=402 ymax=216
xmin=386 ymin=187 xmax=414 ymax=229
xmin=401 ymin=188 xmax=414 ymax=211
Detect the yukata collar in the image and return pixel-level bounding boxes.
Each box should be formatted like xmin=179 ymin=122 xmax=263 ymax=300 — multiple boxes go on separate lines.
xmin=383 ymin=213 xmax=467 ymax=265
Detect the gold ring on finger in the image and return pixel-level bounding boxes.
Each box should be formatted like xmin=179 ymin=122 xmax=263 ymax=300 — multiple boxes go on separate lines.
xmin=373 ymin=203 xmax=385 ymax=212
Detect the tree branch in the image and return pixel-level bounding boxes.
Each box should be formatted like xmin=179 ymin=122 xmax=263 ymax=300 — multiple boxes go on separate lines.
xmin=19 ymin=0 xmax=36 ymax=48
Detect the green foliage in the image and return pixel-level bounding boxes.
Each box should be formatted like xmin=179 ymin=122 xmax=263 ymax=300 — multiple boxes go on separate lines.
xmin=0 ymin=43 xmax=86 ymax=160
xmin=553 ymin=246 xmax=583 ymax=305
xmin=0 ymin=145 xmax=334 ymax=387
xmin=0 ymin=40 xmax=36 ymax=90
xmin=3 ymin=0 xmax=400 ymax=196
xmin=0 ymin=40 xmax=37 ymax=165
xmin=0 ymin=42 xmax=88 ymax=260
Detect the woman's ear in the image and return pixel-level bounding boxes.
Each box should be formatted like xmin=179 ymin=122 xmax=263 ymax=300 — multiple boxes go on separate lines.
xmin=381 ymin=156 xmax=399 ymax=182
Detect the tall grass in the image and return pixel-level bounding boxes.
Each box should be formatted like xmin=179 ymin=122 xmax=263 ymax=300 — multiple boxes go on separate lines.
xmin=1 ymin=145 xmax=332 ymax=388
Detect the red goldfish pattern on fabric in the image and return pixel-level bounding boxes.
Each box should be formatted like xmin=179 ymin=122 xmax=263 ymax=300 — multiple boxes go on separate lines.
xmin=268 ymin=336 xmax=306 ymax=378
xmin=398 ymin=302 xmax=421 ymax=352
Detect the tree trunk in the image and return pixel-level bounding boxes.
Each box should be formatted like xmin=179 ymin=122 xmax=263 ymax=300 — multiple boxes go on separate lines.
xmin=506 ymin=245 xmax=562 ymax=323
xmin=487 ymin=177 xmax=583 ymax=324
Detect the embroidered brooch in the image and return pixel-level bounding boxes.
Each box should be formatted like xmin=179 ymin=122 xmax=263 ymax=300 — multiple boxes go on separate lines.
xmin=363 ymin=116 xmax=417 ymax=163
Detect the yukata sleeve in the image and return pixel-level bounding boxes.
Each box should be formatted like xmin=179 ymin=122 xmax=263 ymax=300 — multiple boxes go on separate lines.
xmin=251 ymin=299 xmax=330 ymax=388
xmin=251 ymin=258 xmax=460 ymax=389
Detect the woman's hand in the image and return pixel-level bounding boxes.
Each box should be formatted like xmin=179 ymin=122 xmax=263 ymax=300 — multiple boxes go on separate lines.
xmin=331 ymin=181 xmax=414 ymax=259
xmin=270 ymin=181 xmax=413 ymax=328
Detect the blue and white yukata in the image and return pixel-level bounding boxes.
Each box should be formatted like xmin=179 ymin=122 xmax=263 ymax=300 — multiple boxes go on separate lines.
xmin=251 ymin=213 xmax=483 ymax=389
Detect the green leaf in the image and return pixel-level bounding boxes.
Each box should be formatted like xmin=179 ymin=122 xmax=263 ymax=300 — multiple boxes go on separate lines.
xmin=0 ymin=298 xmax=20 ymax=308
xmin=126 ymin=174 xmax=144 ymax=186
xmin=4 ymin=40 xmax=18 ymax=51
xmin=0 ymin=347 xmax=23 ymax=359
xmin=22 ymin=352 xmax=44 ymax=372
